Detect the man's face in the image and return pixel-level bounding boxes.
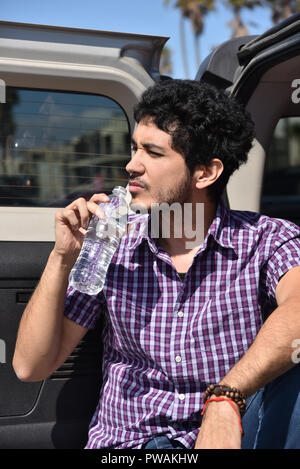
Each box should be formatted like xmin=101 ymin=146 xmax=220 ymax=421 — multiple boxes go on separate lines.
xmin=125 ymin=120 xmax=192 ymax=211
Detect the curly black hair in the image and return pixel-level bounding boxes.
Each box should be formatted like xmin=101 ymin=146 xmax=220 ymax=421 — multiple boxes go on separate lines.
xmin=134 ymin=79 xmax=255 ymax=202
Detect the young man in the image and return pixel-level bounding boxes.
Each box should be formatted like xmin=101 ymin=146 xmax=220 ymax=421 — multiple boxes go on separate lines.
xmin=13 ymin=80 xmax=300 ymax=449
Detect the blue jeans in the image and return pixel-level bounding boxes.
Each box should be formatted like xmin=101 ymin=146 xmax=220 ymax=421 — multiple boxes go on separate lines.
xmin=143 ymin=435 xmax=187 ymax=450
xmin=242 ymin=364 xmax=300 ymax=448
xmin=143 ymin=365 xmax=300 ymax=449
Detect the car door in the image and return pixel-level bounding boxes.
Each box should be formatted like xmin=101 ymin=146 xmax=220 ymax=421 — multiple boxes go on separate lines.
xmin=0 ymin=20 xmax=167 ymax=448
xmin=196 ymin=12 xmax=300 ymax=226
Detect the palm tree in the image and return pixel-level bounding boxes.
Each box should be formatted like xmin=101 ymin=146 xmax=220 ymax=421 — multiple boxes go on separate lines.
xmin=160 ymin=46 xmax=173 ymax=76
xmin=263 ymin=0 xmax=300 ymax=25
xmin=165 ymin=0 xmax=216 ymax=77
xmin=225 ymin=0 xmax=261 ymax=38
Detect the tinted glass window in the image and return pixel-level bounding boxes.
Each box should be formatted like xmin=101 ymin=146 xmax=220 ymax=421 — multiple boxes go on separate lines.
xmin=0 ymin=88 xmax=130 ymax=207
xmin=260 ymin=117 xmax=300 ymax=226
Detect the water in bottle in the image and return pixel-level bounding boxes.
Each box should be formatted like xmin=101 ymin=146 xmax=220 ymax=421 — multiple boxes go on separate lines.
xmin=68 ymin=186 xmax=129 ymax=295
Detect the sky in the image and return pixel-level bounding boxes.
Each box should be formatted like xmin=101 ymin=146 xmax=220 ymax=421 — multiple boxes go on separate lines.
xmin=1 ymin=0 xmax=273 ymax=79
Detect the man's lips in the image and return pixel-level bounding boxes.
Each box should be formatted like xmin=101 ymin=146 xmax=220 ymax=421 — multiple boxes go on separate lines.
xmin=129 ymin=181 xmax=145 ymax=191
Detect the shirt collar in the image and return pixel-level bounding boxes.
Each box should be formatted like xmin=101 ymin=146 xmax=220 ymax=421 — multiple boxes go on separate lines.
xmin=206 ymin=199 xmax=235 ymax=251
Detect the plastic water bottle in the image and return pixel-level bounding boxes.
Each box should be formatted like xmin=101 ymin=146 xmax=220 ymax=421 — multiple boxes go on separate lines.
xmin=68 ymin=186 xmax=129 ymax=295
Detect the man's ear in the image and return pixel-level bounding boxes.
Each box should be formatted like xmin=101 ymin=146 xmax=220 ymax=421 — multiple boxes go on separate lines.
xmin=194 ymin=159 xmax=224 ymax=190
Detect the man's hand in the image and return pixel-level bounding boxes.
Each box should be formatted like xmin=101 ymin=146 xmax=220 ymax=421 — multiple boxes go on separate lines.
xmin=54 ymin=193 xmax=110 ymax=269
xmin=194 ymin=400 xmax=242 ymax=449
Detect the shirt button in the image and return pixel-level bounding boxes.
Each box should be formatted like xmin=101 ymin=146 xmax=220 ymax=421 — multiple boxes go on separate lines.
xmin=178 ymin=394 xmax=185 ymax=400
xmin=177 ymin=311 xmax=184 ymax=318
xmin=175 ymin=355 xmax=182 ymax=363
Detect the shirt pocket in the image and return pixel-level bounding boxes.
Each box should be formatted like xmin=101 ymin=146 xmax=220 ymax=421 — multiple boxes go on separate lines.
xmin=105 ymin=288 xmax=153 ymax=355
xmin=190 ymin=298 xmax=259 ymax=358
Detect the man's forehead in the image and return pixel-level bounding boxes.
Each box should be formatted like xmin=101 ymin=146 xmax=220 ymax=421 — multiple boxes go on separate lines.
xmin=132 ymin=121 xmax=171 ymax=147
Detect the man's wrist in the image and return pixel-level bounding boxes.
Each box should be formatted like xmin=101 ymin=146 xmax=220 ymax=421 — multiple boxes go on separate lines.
xmin=49 ymin=249 xmax=74 ymax=275
xmin=201 ymin=396 xmax=244 ymax=435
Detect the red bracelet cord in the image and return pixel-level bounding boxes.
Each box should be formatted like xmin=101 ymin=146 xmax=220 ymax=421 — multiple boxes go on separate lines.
xmin=201 ymin=396 xmax=244 ymax=436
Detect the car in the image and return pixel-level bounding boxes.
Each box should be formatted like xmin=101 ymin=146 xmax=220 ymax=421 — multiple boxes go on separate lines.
xmin=0 ymin=13 xmax=300 ymax=448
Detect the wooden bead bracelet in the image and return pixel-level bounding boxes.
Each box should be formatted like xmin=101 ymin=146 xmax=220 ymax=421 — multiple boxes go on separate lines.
xmin=203 ymin=384 xmax=247 ymax=417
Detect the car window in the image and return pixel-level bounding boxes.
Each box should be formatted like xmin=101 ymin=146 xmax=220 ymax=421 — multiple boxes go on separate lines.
xmin=0 ymin=88 xmax=130 ymax=207
xmin=260 ymin=117 xmax=300 ymax=226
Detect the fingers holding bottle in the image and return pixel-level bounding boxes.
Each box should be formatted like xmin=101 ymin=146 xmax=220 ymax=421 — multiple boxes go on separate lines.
xmin=54 ymin=193 xmax=110 ymax=265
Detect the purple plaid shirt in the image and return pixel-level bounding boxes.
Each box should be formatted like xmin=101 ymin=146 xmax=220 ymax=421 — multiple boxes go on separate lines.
xmin=64 ymin=201 xmax=300 ymax=449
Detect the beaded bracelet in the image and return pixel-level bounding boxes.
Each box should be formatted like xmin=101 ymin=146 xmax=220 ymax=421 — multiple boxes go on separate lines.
xmin=203 ymin=384 xmax=247 ymax=417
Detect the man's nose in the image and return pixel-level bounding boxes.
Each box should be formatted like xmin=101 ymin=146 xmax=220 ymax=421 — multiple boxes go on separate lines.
xmin=125 ymin=150 xmax=145 ymax=175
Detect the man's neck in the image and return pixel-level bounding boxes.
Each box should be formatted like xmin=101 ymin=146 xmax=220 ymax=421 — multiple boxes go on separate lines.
xmin=157 ymin=198 xmax=218 ymax=256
